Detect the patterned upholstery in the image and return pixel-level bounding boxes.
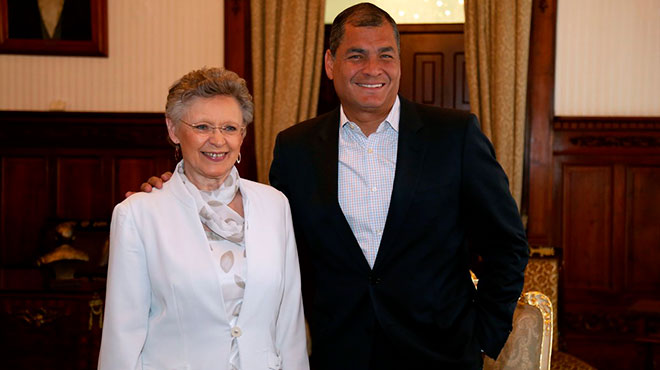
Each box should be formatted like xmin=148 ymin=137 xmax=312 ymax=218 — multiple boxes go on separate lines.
xmin=483 ymin=292 xmax=553 ymax=370
xmin=523 ymin=257 xmax=559 ymax=351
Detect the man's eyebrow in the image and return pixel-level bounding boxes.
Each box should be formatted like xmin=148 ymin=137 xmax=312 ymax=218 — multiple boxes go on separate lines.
xmin=378 ymin=46 xmax=395 ymax=53
xmin=346 ymin=47 xmax=366 ymax=54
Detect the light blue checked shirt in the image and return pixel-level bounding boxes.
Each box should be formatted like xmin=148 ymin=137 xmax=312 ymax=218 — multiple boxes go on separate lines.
xmin=338 ymin=97 xmax=400 ymax=268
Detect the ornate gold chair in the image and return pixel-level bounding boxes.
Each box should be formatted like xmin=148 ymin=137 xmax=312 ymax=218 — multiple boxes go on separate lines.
xmin=523 ymin=250 xmax=596 ymax=370
xmin=482 ymin=291 xmax=553 ymax=370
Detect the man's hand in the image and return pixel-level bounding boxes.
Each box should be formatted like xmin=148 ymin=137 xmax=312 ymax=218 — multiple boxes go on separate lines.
xmin=125 ymin=172 xmax=173 ymax=198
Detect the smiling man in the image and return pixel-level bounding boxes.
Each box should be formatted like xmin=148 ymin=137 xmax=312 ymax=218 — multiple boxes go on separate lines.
xmin=269 ymin=2 xmax=529 ymax=370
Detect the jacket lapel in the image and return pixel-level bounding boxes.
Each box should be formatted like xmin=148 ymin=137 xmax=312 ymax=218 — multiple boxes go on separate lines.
xmin=313 ymin=109 xmax=371 ymax=271
xmin=373 ymin=98 xmax=427 ymax=270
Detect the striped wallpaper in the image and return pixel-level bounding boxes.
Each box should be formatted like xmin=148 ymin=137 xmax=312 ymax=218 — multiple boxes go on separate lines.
xmin=0 ymin=0 xmax=224 ymax=112
xmin=555 ymin=0 xmax=660 ymax=116
xmin=2 ymin=1 xmax=657 ymax=116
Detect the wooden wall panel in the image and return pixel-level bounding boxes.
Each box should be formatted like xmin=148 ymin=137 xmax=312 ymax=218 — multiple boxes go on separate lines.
xmin=552 ymin=117 xmax=660 ymax=369
xmin=115 ymin=158 xmax=158 ymax=205
xmin=626 ymin=166 xmax=660 ymax=293
xmin=561 ymin=164 xmax=613 ymax=293
xmin=413 ymin=54 xmax=443 ymax=105
xmin=0 ymin=157 xmax=49 ymax=266
xmin=0 ymin=111 xmax=174 ymax=271
xmin=56 ymin=157 xmax=109 ymax=220
xmin=563 ymin=337 xmax=645 ymax=370
xmin=399 ymin=24 xmax=466 ymax=110
xmin=453 ymin=52 xmax=469 ymax=111
xmin=414 ymin=55 xmax=442 ymax=105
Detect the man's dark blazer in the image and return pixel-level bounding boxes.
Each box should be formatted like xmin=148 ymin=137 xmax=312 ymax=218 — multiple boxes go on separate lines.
xmin=270 ymin=97 xmax=529 ymax=369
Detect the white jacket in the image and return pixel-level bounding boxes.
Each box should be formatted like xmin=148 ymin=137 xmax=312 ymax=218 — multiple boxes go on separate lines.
xmin=98 ymin=170 xmax=309 ymax=370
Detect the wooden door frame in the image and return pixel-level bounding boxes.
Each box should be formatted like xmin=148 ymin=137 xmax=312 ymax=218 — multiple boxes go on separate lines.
xmin=224 ymin=0 xmax=257 ymax=181
xmin=525 ymin=0 xmax=557 ymax=249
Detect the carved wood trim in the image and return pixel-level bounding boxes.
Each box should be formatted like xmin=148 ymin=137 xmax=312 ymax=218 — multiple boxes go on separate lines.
xmin=554 ymin=116 xmax=660 ymax=131
xmin=0 ymin=111 xmax=169 ymax=149
xmin=563 ymin=311 xmax=657 ymax=336
xmin=569 ymin=136 xmax=660 ymax=148
xmin=552 ymin=117 xmax=660 ymax=154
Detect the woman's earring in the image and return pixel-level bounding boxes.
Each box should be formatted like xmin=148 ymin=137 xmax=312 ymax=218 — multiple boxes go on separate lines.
xmin=174 ymin=144 xmax=181 ymax=161
xmin=237 ymin=153 xmax=242 ymax=164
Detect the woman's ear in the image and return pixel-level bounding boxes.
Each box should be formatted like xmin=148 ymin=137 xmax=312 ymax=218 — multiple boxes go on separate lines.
xmin=166 ymin=118 xmax=180 ymax=144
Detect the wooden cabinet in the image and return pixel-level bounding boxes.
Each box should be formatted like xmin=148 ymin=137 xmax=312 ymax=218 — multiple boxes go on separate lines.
xmin=0 ymin=111 xmax=175 ymax=369
xmin=551 ymin=117 xmax=660 ymax=370
xmin=0 ymin=290 xmax=104 ymax=370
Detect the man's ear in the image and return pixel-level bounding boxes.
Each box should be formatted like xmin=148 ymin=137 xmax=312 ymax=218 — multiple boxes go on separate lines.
xmin=165 ymin=118 xmax=180 ymax=145
xmin=324 ymin=49 xmax=334 ymax=80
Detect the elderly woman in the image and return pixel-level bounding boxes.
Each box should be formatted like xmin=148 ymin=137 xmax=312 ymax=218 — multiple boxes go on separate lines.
xmin=98 ymin=67 xmax=309 ymax=370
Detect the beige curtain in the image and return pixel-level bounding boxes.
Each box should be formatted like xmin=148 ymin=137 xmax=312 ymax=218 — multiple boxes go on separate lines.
xmin=464 ymin=0 xmax=532 ymax=208
xmin=251 ymin=0 xmax=325 ymax=183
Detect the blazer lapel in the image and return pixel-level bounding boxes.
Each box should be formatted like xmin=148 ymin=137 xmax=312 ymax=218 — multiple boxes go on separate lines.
xmin=373 ymin=98 xmax=427 ymax=270
xmin=313 ymin=109 xmax=371 ymax=271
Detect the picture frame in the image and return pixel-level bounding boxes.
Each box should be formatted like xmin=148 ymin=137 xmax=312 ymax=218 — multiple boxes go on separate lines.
xmin=0 ymin=0 xmax=108 ymax=57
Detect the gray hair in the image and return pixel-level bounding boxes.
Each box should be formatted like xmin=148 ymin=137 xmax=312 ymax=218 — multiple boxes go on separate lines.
xmin=165 ymin=67 xmax=254 ymax=127
xmin=328 ymin=2 xmax=400 ymax=56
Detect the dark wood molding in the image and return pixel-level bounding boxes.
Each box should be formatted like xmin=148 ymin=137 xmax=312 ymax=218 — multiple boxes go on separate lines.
xmin=224 ymin=0 xmax=257 ymax=181
xmin=398 ymin=23 xmax=464 ymax=34
xmin=569 ymin=136 xmax=660 ymax=148
xmin=228 ymin=0 xmax=242 ymax=15
xmin=0 ymin=111 xmax=169 ymax=149
xmin=524 ymin=0 xmax=557 ymax=247
xmin=554 ymin=116 xmax=660 ymax=131
xmin=551 ymin=117 xmax=660 ymax=155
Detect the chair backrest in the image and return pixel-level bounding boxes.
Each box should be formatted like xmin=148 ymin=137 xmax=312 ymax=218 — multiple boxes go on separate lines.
xmin=523 ymin=253 xmax=559 ymax=351
xmin=483 ymin=291 xmax=553 ymax=370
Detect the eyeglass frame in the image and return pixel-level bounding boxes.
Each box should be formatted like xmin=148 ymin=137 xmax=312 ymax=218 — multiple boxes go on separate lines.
xmin=178 ymin=118 xmax=246 ymax=138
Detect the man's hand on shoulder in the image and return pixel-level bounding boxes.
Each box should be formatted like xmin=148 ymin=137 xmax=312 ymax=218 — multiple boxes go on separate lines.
xmin=125 ymin=172 xmax=173 ymax=198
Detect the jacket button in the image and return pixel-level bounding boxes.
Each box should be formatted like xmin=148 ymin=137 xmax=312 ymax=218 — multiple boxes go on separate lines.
xmin=231 ymin=326 xmax=242 ymax=337
xmin=369 ymin=275 xmax=381 ymax=285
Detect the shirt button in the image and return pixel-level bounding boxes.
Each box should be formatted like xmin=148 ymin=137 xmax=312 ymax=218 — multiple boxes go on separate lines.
xmin=367 ymin=148 xmax=373 ymax=154
xmin=372 ymin=187 xmax=377 ymax=192
xmin=231 ymin=326 xmax=242 ymax=337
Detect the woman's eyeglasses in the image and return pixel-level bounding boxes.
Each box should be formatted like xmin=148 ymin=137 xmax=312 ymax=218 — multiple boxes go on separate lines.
xmin=179 ymin=119 xmax=244 ymax=137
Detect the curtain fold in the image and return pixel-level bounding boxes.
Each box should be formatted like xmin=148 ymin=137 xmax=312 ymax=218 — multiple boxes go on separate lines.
xmin=251 ymin=0 xmax=325 ymax=183
xmin=465 ymin=0 xmax=532 ymax=208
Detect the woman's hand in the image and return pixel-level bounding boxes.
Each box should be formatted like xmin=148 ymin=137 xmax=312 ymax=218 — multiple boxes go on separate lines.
xmin=125 ymin=172 xmax=173 ymax=197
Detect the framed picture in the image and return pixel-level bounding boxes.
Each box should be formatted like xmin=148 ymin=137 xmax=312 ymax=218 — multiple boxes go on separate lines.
xmin=0 ymin=0 xmax=107 ymax=56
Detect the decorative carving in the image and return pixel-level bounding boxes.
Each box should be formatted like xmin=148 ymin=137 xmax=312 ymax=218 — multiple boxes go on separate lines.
xmin=554 ymin=119 xmax=660 ymax=131
xmin=569 ymin=136 xmax=660 ymax=148
xmin=524 ymin=257 xmax=559 ymax=350
xmin=13 ymin=307 xmax=61 ymax=327
xmin=88 ymin=293 xmax=104 ymax=330
xmin=563 ymin=312 xmax=637 ymax=334
xmin=523 ymin=291 xmax=554 ymax=368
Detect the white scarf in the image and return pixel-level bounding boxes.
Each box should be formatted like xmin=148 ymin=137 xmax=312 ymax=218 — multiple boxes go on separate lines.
xmin=177 ymin=161 xmax=244 ymax=244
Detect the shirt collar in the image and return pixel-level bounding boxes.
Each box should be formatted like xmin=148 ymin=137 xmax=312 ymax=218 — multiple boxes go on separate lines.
xmin=339 ymin=96 xmax=400 ymax=133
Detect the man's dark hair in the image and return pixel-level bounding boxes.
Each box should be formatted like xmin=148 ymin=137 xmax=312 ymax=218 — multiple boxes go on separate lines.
xmin=328 ymin=2 xmax=400 ymax=56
